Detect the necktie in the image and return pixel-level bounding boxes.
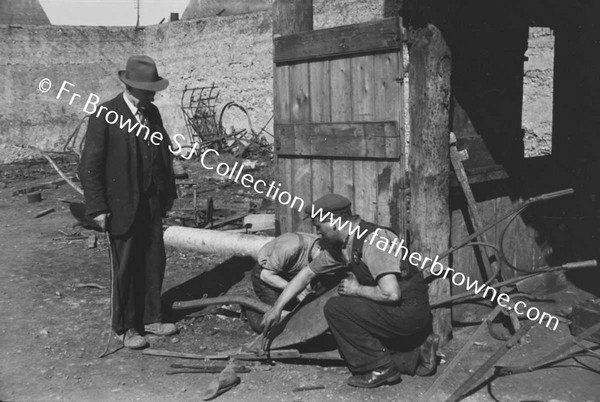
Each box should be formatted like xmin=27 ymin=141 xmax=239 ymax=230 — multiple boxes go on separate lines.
xmin=136 ymin=108 xmax=151 ymax=147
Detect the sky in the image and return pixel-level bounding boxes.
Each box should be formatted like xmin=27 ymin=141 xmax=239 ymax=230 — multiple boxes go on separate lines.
xmin=39 ymin=0 xmax=190 ymax=26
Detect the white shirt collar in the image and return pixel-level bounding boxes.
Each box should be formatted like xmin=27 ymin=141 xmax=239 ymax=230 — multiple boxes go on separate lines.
xmin=122 ymin=92 xmax=142 ymax=122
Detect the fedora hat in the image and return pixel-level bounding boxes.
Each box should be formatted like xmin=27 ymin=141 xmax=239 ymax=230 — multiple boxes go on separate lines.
xmin=118 ymin=55 xmax=169 ymax=92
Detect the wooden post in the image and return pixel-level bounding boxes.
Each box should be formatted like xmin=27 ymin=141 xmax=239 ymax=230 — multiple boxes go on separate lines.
xmin=383 ymin=0 xmax=403 ymax=17
xmin=408 ymin=24 xmax=452 ymax=344
xmin=272 ymin=0 xmax=313 ymax=37
xmin=272 ymin=0 xmax=312 ymax=234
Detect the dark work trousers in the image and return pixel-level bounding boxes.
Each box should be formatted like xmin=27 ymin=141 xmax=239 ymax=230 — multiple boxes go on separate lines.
xmin=246 ymin=263 xmax=298 ymax=332
xmin=109 ymin=193 xmax=165 ymax=335
xmin=324 ymin=295 xmax=431 ymax=374
xmin=251 ymin=262 xmax=285 ymax=306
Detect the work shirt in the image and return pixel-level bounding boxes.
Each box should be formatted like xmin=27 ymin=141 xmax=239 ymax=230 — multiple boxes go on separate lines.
xmin=309 ymin=218 xmax=402 ymax=279
xmin=309 ymin=216 xmax=428 ymax=304
xmin=257 ymin=232 xmax=321 ymax=280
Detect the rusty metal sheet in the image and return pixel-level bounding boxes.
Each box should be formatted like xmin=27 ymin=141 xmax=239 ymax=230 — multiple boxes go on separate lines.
xmin=267 ymin=287 xmax=338 ymax=349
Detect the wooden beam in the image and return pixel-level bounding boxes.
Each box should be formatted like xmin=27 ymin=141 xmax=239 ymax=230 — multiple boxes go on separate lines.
xmin=274 ymin=18 xmax=402 ymax=65
xmin=408 ymin=24 xmax=452 ymax=344
xmin=275 ymin=122 xmax=400 ymax=159
xmin=383 ymin=0 xmax=404 ymax=17
xmin=273 ymin=0 xmax=313 ymax=235
xmin=272 ymin=0 xmax=312 ymax=37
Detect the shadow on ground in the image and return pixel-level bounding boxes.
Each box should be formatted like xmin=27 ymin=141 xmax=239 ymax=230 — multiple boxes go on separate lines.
xmin=162 ymin=256 xmax=255 ymax=321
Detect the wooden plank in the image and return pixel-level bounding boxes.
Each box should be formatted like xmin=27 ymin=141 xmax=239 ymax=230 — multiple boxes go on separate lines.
xmin=292 ymin=158 xmax=313 ymax=233
xmin=332 ymin=160 xmax=355 ymax=209
xmin=273 ymin=0 xmax=312 ymax=235
xmin=450 ymin=134 xmax=495 ymax=282
xmin=373 ymin=48 xmax=404 ymax=230
xmin=377 ymin=161 xmax=405 ymax=231
xmin=289 ymin=62 xmax=311 ymax=122
xmin=309 ymin=60 xmax=331 ymax=123
xmin=311 ymin=159 xmax=332 ymax=207
xmin=571 ymin=299 xmax=600 ymax=344
xmin=350 ymin=51 xmax=378 ymax=223
xmin=276 ymin=122 xmax=400 ymax=159
xmin=273 ymin=61 xmax=290 ymax=236
xmin=277 ymin=158 xmax=293 ymax=234
xmin=373 ymin=51 xmax=400 ymax=121
xmin=329 ymin=57 xmax=353 ymax=121
xmin=408 ymin=24 xmax=452 ymax=344
xmin=273 ymin=65 xmax=290 ymax=124
xmin=351 ymin=55 xmax=375 ymax=122
xmin=273 ymin=0 xmax=312 ymax=36
xmin=354 ymin=160 xmax=378 ymax=222
xmin=274 ymin=18 xmax=402 ymax=64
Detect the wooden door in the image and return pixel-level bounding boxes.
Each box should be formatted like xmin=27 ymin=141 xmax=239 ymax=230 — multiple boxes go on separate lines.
xmin=273 ymin=17 xmax=407 ymax=235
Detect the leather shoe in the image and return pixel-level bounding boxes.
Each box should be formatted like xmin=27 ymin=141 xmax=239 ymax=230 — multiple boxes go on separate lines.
xmin=144 ymin=322 xmax=177 ymax=336
xmin=416 ymin=333 xmax=439 ymax=376
xmin=122 ymin=328 xmax=148 ymax=349
xmin=347 ymin=364 xmax=402 ymax=388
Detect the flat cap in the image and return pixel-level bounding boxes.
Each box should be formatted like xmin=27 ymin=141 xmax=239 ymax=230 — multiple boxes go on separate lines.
xmin=305 ymin=194 xmax=352 ymax=217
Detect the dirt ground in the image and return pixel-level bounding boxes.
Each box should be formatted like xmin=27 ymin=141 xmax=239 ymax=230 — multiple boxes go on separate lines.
xmin=1 ymin=158 xmax=599 ymax=402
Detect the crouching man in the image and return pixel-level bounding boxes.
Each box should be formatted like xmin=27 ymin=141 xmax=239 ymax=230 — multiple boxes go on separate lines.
xmin=245 ymin=232 xmax=322 ymax=332
xmin=261 ymin=194 xmax=438 ymax=388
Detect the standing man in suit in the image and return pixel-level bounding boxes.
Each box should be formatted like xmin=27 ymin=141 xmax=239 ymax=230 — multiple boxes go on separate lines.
xmin=79 ymin=55 xmax=178 ymax=349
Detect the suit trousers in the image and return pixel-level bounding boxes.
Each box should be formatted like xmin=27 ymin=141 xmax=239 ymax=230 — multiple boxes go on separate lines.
xmin=324 ymin=295 xmax=430 ymax=374
xmin=109 ymin=193 xmax=165 ymax=334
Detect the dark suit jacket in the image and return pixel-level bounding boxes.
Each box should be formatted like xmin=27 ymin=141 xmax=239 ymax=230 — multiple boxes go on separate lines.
xmin=78 ymin=93 xmax=177 ymax=236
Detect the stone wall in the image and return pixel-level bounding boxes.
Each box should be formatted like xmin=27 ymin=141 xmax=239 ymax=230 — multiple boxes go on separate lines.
xmin=0 ymin=25 xmax=144 ymax=161
xmin=0 ymin=0 xmax=383 ymax=163
xmin=523 ymin=27 xmax=554 ymax=157
xmin=0 ymin=0 xmax=554 ymax=163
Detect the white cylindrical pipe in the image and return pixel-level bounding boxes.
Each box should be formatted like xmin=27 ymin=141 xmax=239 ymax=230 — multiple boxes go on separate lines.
xmin=163 ymin=226 xmax=273 ymax=259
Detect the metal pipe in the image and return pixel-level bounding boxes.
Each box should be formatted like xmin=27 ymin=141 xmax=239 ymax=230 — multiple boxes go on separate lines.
xmin=163 ymin=226 xmax=273 ymax=258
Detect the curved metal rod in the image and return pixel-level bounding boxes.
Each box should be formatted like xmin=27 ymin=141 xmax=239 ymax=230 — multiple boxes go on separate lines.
xmin=29 ymin=146 xmax=83 ymax=195
xmin=498 ymin=209 xmax=535 ymax=274
xmin=218 ymin=101 xmax=254 ymax=139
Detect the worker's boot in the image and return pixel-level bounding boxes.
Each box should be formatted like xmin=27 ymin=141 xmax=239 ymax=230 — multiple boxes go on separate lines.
xmin=122 ymin=328 xmax=148 ymax=349
xmin=346 ymin=363 xmax=402 ymax=388
xmin=416 ymin=333 xmax=439 ymax=376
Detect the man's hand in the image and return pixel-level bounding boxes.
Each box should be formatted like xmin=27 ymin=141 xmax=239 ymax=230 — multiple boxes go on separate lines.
xmin=260 ymin=307 xmax=282 ymax=335
xmin=338 ymin=272 xmax=360 ymax=296
xmin=93 ymin=212 xmax=110 ymax=232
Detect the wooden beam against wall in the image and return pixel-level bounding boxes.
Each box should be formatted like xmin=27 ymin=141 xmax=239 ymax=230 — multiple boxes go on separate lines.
xmin=272 ymin=0 xmax=313 ymax=37
xmin=408 ymin=24 xmax=452 ymax=344
xmin=276 ymin=122 xmax=401 ymax=159
xmin=273 ymin=18 xmax=402 ymax=64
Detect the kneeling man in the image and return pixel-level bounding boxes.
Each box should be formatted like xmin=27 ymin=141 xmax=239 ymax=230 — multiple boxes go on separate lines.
xmin=245 ymin=232 xmax=322 ymax=332
xmin=262 ymin=194 xmax=436 ymax=388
